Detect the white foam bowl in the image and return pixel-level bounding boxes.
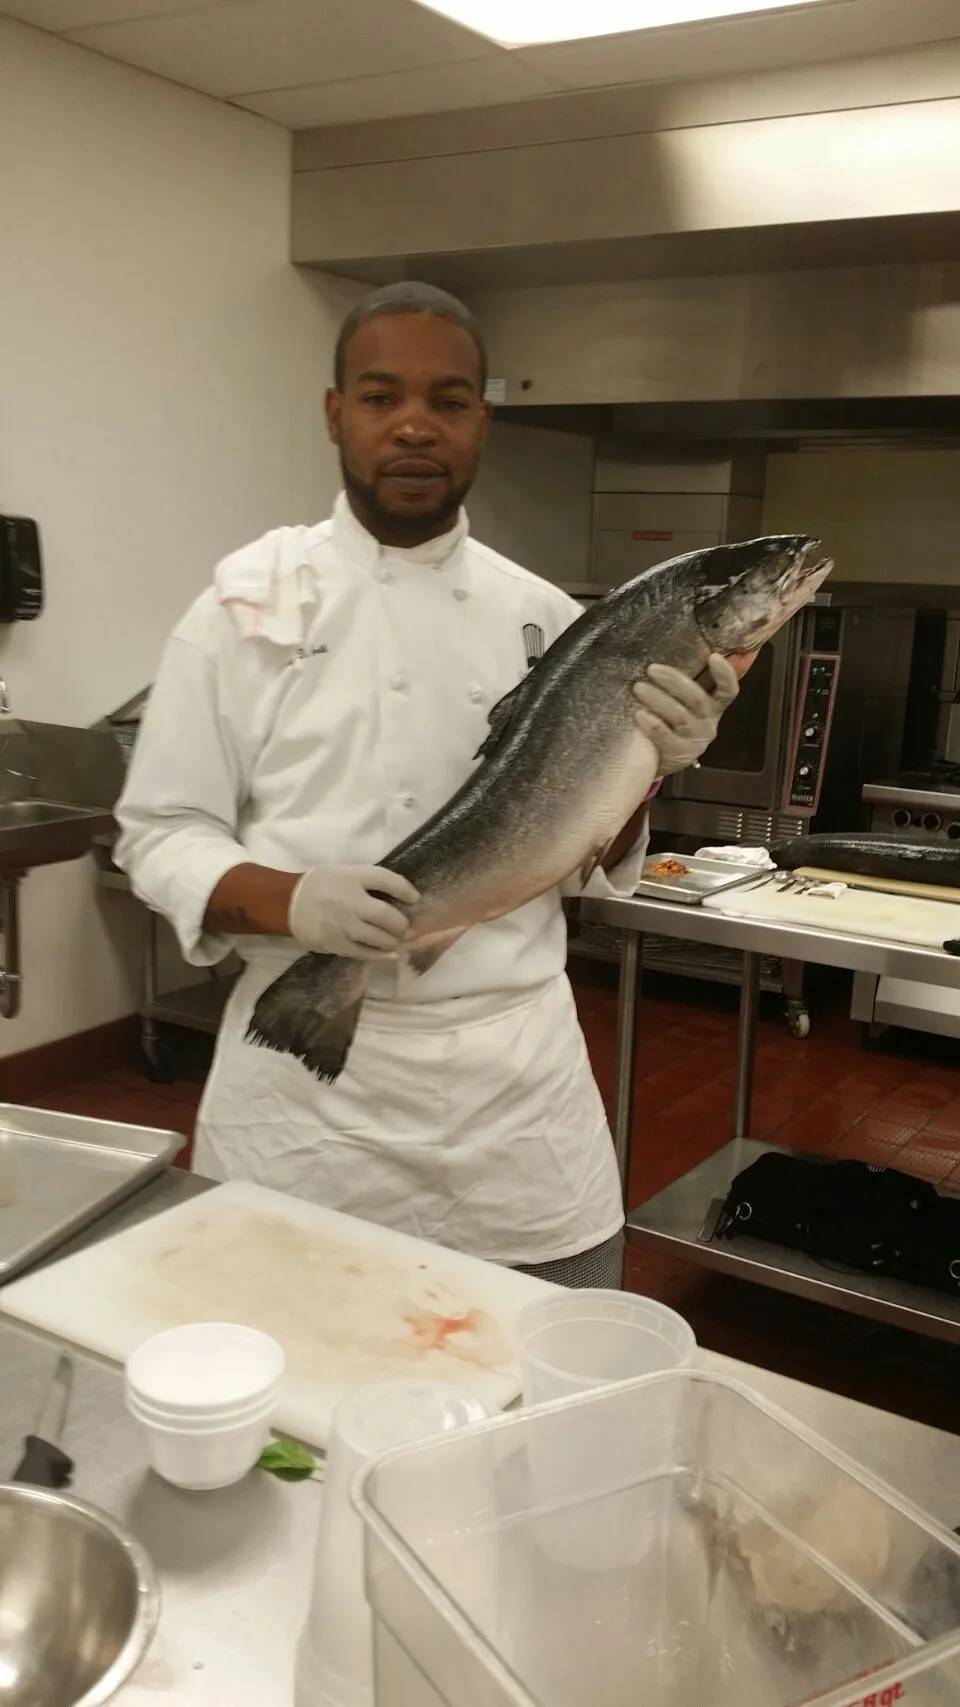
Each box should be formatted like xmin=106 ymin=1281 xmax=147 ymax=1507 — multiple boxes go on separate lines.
xmin=126 ymin=1322 xmax=285 ymax=1417
xmin=126 ymin=1387 xmax=279 ymax=1432
xmin=131 ymin=1404 xmax=277 ymax=1491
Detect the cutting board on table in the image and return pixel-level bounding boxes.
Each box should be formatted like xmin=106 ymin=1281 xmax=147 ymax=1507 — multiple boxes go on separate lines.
xmin=0 ymin=1182 xmax=554 ymax=1447
xmin=703 ymin=880 xmax=960 ymax=949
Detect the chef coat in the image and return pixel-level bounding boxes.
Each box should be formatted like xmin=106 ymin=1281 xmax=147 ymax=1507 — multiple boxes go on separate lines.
xmin=115 ymin=495 xmax=649 ymax=1264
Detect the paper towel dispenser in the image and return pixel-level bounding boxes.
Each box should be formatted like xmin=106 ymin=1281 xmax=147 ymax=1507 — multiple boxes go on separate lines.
xmin=0 ymin=516 xmax=43 ymax=623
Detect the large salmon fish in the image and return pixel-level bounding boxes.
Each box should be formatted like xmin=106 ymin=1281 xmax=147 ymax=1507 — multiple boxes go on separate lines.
xmin=248 ymin=534 xmax=832 ymax=1079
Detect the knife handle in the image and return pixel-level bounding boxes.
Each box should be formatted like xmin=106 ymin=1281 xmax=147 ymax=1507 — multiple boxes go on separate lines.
xmin=13 ymin=1435 xmax=74 ymax=1489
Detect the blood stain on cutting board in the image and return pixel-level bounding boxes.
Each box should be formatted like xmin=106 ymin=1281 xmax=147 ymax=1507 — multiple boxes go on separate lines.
xmin=128 ymin=1206 xmax=514 ymax=1387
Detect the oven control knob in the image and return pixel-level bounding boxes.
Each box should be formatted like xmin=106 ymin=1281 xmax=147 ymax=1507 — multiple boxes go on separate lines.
xmin=797 ymin=764 xmax=812 ymax=779
xmin=803 ymin=725 xmax=818 ymax=740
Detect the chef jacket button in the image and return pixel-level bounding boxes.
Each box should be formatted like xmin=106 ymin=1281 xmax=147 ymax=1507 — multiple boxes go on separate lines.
xmin=401 ymin=794 xmax=415 ymax=808
xmin=391 ymin=675 xmax=409 ymax=693
xmin=468 ymin=687 xmax=484 ymax=704
xmin=453 ymin=587 xmax=468 ymax=601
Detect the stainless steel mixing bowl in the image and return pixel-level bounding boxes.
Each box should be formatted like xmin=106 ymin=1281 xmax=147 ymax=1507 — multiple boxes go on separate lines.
xmin=0 ymin=1481 xmax=159 ymax=1706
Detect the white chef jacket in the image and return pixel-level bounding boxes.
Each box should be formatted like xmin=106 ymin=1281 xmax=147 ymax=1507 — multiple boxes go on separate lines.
xmin=115 ymin=495 xmax=650 ymax=1265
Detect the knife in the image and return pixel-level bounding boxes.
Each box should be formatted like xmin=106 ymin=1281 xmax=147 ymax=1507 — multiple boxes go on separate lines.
xmin=12 ymin=1352 xmax=75 ymax=1488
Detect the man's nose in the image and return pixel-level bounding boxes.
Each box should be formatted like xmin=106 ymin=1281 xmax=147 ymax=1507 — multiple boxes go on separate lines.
xmin=393 ymin=405 xmax=437 ymax=443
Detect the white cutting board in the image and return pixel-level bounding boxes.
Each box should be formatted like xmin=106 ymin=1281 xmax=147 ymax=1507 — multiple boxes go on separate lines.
xmin=703 ymin=881 xmax=960 ymax=950
xmin=0 ymin=1182 xmax=555 ymax=1447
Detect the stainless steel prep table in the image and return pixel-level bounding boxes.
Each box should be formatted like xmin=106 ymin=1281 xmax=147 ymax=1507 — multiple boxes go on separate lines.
xmin=2 ymin=1166 xmax=960 ymax=1705
xmin=579 ymin=892 xmax=960 ymax=1342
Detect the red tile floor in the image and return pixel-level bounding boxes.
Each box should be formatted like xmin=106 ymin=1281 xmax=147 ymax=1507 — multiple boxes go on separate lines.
xmin=29 ymin=968 xmax=960 ymax=1435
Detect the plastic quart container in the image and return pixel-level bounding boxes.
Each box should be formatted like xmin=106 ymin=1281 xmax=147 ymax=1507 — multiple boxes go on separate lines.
xmin=356 ymin=1369 xmax=960 ymax=1707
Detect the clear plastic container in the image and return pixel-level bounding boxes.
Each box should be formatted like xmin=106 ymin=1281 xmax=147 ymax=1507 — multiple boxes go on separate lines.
xmin=357 ymin=1370 xmax=960 ymax=1707
xmin=296 ymin=1381 xmax=488 ymax=1707
xmin=517 ymin=1289 xmax=695 ymax=1404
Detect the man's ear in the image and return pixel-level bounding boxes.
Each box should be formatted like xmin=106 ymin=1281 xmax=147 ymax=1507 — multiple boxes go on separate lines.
xmin=325 ymin=388 xmax=342 ymax=445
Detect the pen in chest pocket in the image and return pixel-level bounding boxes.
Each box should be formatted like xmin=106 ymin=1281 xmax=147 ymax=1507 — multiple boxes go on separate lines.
xmin=522 ymin=624 xmax=545 ymax=671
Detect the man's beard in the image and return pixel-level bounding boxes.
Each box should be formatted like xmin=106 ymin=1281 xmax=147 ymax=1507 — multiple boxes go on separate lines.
xmin=340 ymin=450 xmax=473 ymax=543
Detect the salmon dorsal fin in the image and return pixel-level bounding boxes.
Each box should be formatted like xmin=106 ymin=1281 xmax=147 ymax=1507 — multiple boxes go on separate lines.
xmin=474 ymin=672 xmax=537 ymax=762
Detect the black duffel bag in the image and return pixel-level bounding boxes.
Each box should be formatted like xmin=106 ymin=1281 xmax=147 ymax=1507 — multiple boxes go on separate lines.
xmin=715 ymin=1152 xmax=952 ymax=1283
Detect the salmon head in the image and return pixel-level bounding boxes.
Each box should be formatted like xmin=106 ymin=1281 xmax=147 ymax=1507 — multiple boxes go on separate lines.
xmin=691 ymin=534 xmax=833 ymax=658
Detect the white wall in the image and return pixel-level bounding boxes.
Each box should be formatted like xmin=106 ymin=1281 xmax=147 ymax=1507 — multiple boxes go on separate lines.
xmin=468 ymin=421 xmax=594 ymax=583
xmin=0 ymin=17 xmax=359 ymax=1060
xmin=762 ymin=447 xmax=960 ymax=583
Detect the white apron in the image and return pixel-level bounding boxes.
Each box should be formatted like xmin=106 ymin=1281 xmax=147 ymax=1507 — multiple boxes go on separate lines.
xmin=194 ymin=962 xmax=622 ymax=1267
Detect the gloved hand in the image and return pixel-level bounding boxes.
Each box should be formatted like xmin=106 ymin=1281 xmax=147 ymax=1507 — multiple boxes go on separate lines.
xmin=632 ymin=654 xmax=740 ymax=777
xmin=288 ymin=863 xmax=419 ymax=959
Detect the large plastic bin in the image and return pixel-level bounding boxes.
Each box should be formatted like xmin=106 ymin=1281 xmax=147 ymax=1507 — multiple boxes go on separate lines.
xmin=357 ymin=1370 xmax=960 ymax=1707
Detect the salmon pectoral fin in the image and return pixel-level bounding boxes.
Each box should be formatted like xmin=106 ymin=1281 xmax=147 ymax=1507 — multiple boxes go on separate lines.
xmin=579 ymin=838 xmax=614 ymax=888
xmin=407 ymin=928 xmax=468 ymax=976
xmin=247 ymin=954 xmax=369 ymax=1082
xmin=473 ymin=675 xmax=534 ymax=762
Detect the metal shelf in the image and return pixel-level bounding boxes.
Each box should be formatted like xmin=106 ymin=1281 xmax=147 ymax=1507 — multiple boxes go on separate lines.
xmin=628 ymin=1138 xmax=960 ymax=1345
xmin=570 ymin=922 xmax=785 ymax=991
xmin=144 ymin=977 xmax=237 ymax=1035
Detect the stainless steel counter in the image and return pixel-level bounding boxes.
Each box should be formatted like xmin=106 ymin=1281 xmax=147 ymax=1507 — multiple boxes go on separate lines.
xmin=2 ymin=1317 xmax=959 ymax=1706
xmin=579 ymin=891 xmax=960 ymax=1339
xmin=2 ymin=1168 xmax=960 ymax=1701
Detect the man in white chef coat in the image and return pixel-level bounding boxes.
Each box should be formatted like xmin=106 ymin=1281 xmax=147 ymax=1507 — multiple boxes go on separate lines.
xmin=116 ymin=283 xmax=737 ymax=1287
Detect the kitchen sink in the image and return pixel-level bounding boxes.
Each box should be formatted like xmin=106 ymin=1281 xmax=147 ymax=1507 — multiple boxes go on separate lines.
xmin=0 ymin=798 xmax=116 ymax=872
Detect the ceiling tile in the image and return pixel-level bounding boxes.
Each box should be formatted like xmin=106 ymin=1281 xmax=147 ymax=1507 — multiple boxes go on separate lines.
xmin=0 ymin=0 xmax=240 ymax=27
xmin=518 ymin=0 xmax=960 ymax=89
xmin=66 ymin=0 xmax=495 ymax=96
xmin=236 ymin=56 xmax=562 ymax=128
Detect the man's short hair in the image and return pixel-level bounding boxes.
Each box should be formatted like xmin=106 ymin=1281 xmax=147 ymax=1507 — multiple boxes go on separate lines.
xmin=334 ymin=281 xmax=488 ymax=393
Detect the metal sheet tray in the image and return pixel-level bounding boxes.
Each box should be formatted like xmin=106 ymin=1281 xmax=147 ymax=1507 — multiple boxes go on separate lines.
xmin=633 ymin=852 xmax=764 ymax=906
xmin=0 ymin=1104 xmax=183 ymax=1283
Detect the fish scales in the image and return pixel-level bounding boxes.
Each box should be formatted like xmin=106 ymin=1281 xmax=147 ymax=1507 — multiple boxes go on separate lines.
xmin=772 ymin=833 xmax=960 ymax=888
xmin=249 ymin=534 xmax=832 ymax=1080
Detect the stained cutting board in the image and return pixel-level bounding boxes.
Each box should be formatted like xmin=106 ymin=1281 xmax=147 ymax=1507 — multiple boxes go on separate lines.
xmin=795 ymin=865 xmax=960 ymax=905
xmin=703 ymin=880 xmax=960 ymax=949
xmin=0 ymin=1182 xmax=554 ymax=1447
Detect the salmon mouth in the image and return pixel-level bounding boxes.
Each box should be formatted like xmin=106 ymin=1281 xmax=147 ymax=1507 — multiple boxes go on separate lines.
xmin=798 ymin=551 xmax=831 ymax=580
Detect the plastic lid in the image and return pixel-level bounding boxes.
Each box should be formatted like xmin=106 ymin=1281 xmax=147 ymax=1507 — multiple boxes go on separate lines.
xmin=333 ymin=1379 xmax=487 ymax=1460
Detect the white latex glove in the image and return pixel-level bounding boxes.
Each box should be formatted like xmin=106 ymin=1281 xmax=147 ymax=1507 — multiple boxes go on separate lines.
xmin=288 ymin=863 xmax=419 ymax=958
xmin=632 ymin=654 xmax=740 ymax=777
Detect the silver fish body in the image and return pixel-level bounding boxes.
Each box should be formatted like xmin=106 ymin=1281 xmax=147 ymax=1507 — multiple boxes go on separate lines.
xmin=249 ymin=534 xmax=832 ymax=1079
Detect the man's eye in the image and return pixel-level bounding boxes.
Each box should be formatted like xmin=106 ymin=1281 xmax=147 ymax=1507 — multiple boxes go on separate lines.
xmin=363 ymin=393 xmax=392 ymax=407
xmin=439 ymin=398 xmax=468 ymax=412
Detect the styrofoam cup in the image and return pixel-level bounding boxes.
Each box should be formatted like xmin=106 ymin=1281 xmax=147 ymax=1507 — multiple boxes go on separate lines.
xmin=517 ymin=1289 xmax=695 ymax=1405
xmin=131 ymin=1403 xmax=275 ymax=1491
xmin=126 ymin=1387 xmax=279 ymax=1432
xmin=126 ymin=1322 xmax=285 ymax=1417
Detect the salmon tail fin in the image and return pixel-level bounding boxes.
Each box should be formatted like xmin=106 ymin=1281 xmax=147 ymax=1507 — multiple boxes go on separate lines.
xmin=406 ymin=927 xmax=468 ymax=976
xmin=246 ymin=953 xmax=370 ymax=1082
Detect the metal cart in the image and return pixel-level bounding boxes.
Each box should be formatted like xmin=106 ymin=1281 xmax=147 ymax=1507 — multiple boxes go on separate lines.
xmin=585 ymin=887 xmax=960 ymax=1342
xmin=94 ymin=840 xmax=237 ymax=1082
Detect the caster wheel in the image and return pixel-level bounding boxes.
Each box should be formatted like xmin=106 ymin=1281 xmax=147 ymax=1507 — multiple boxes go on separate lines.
xmin=786 ymin=1002 xmax=810 ymax=1039
xmin=141 ymin=1035 xmax=177 ymax=1084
